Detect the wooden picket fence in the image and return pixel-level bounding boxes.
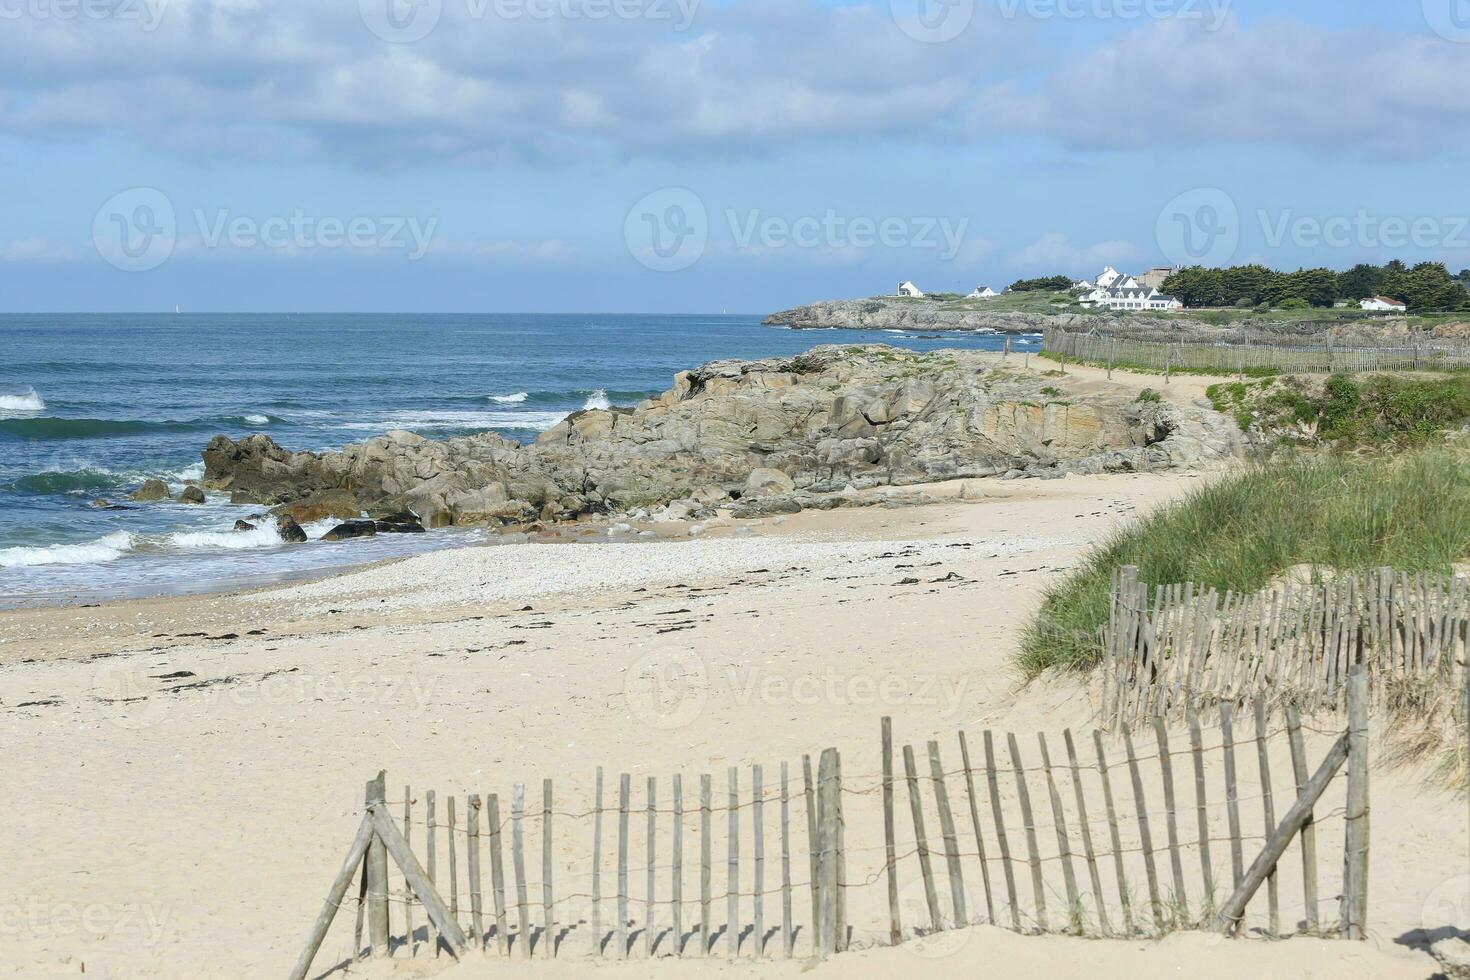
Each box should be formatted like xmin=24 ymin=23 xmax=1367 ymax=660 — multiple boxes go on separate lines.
xmin=1103 ymin=565 xmax=1469 ymax=729
xmin=1044 ymin=325 xmax=1470 ymax=375
xmin=289 ymin=681 xmax=1372 ymax=978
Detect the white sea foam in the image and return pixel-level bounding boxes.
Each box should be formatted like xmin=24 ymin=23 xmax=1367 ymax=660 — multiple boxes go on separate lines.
xmin=168 ymin=525 xmax=284 ymax=551
xmin=166 ymin=462 xmax=206 ymax=484
xmin=244 ymin=414 xmax=270 ymax=425
xmin=0 ymin=388 xmax=45 ymax=412
xmin=489 ymin=392 xmax=529 ymax=404
xmin=338 ymin=410 xmax=571 ymax=433
xmin=583 ymin=389 xmax=612 ymax=411
xmin=0 ymin=531 xmax=134 ymax=568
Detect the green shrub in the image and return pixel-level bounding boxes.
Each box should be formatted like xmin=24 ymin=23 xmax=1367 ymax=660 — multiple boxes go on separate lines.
xmin=1019 ymin=447 xmax=1470 ymax=675
xmin=1136 ymin=388 xmax=1162 ymax=404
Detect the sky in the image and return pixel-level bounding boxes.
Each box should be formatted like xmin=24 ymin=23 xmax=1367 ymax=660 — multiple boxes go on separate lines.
xmin=0 ymin=0 xmax=1467 ymax=313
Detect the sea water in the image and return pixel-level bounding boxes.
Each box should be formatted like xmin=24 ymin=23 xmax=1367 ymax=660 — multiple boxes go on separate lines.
xmin=0 ymin=313 xmax=1025 ymax=606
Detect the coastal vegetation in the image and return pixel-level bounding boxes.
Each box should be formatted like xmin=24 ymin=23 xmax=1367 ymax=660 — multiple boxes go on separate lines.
xmin=1163 ymin=260 xmax=1470 ymax=312
xmin=1206 ymin=372 xmax=1470 ymax=444
xmin=1020 ymin=444 xmax=1470 ymax=675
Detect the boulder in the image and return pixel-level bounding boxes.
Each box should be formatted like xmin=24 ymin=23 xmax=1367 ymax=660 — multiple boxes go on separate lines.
xmin=131 ymin=479 xmax=171 ymax=502
xmin=272 ymin=489 xmax=361 ymax=525
xmin=276 ymin=516 xmax=309 ymax=543
xmin=744 ymin=468 xmax=795 ymax=497
xmin=322 ymin=520 xmax=378 ymax=542
xmin=234 ymin=520 xmax=258 ymax=532
xmin=178 ymin=486 xmax=206 ymax=505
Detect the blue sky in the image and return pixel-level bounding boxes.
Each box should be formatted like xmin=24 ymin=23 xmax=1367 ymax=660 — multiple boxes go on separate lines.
xmin=1 ymin=0 xmax=1467 ymax=312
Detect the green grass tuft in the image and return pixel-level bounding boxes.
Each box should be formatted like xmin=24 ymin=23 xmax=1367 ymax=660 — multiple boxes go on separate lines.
xmin=1019 ymin=447 xmax=1470 ymax=675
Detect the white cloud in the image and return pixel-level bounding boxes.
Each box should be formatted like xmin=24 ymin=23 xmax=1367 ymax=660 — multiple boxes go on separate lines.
xmin=1006 ymin=232 xmax=1139 ymax=272
xmin=1 ymin=5 xmax=1464 ymax=169
xmin=0 ymin=238 xmax=78 ymax=261
xmin=967 ymin=18 xmax=1470 ymax=157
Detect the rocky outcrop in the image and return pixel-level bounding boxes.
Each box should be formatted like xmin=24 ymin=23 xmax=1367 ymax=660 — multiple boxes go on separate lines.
xmin=764 ymin=298 xmax=1109 ymax=333
xmin=202 ymin=345 xmax=1242 ymax=529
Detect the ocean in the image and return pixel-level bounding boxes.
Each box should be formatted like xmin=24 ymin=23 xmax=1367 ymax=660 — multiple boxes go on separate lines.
xmin=0 ymin=313 xmax=1026 ymax=607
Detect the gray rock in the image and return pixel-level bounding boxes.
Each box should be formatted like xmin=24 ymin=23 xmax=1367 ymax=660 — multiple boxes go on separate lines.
xmin=322 ymin=520 xmax=378 ymax=542
xmin=199 ymin=345 xmax=1243 ymax=530
xmin=276 ymin=516 xmax=309 ymax=543
xmin=234 ymin=520 xmax=258 ymax=532
xmin=1433 ymin=937 xmax=1470 ymax=979
xmin=178 ymin=485 xmax=206 ymax=504
xmin=131 ymin=479 xmax=171 ymax=502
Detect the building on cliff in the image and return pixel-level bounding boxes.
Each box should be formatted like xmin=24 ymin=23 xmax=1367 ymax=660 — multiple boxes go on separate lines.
xmin=897 ymin=280 xmax=925 ymax=298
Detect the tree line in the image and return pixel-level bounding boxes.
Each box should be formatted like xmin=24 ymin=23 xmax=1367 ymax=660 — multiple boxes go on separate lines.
xmin=1159 ymin=261 xmax=1470 ymax=312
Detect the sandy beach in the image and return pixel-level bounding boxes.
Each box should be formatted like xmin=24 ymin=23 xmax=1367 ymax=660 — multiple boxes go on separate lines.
xmin=1 ymin=467 xmax=1457 ymax=979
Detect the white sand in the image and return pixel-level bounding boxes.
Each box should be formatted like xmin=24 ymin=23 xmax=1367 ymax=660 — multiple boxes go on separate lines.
xmin=0 ymin=471 xmax=1452 ymax=978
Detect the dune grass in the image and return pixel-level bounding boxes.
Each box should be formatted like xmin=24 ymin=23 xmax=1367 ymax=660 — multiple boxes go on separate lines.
xmin=1019 ymin=445 xmax=1470 ymax=675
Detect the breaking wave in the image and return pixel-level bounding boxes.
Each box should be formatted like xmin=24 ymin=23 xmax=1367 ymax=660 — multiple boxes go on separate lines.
xmin=0 ymin=388 xmax=45 ymax=412
xmin=0 ymin=531 xmax=135 ymax=568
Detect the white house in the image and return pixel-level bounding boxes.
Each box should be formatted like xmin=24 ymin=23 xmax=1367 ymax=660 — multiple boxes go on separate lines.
xmin=897 ymin=281 xmax=925 ymax=298
xmin=966 ymin=286 xmax=998 ymax=299
xmin=1093 ymin=266 xmax=1125 ymax=290
xmin=1360 ymin=296 xmax=1407 ymax=312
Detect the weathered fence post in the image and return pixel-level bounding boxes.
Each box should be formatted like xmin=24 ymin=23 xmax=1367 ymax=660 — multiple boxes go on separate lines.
xmin=365 ymin=771 xmax=391 ymax=958
xmin=882 ymin=719 xmax=903 ymax=945
xmin=817 ymin=748 xmax=841 ymax=956
xmin=1341 ymin=666 xmax=1371 ymax=940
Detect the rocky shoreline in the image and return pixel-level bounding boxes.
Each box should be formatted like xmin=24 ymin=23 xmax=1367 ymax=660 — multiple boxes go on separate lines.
xmin=201 ymin=344 xmax=1242 ymax=535
xmin=763 ymin=298 xmax=1106 ymax=334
